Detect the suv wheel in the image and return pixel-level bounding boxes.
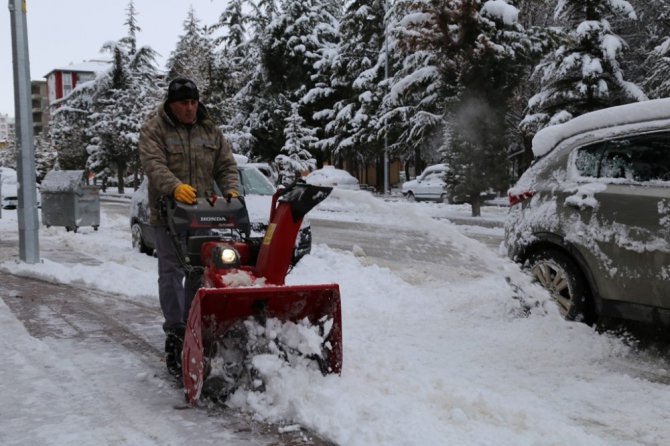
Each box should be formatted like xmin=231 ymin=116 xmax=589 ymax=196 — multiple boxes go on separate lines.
xmin=406 ymin=192 xmax=416 ymax=202
xmin=131 ymin=222 xmax=151 ymax=255
xmin=527 ymin=250 xmax=594 ymax=324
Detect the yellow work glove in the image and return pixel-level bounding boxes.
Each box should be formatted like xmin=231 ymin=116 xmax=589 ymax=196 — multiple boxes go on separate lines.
xmin=223 ymin=190 xmax=239 ymax=202
xmin=174 ymin=184 xmax=197 ymax=204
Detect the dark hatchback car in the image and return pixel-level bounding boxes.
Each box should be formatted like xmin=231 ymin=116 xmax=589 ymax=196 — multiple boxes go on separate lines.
xmin=130 ymin=165 xmax=312 ymax=263
xmin=505 ymin=98 xmax=670 ymax=326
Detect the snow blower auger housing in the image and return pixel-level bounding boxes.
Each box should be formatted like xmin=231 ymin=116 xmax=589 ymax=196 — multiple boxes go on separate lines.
xmin=166 ymin=182 xmax=342 ymax=405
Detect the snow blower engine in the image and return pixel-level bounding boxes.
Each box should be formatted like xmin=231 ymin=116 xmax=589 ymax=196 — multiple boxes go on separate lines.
xmin=164 ymin=182 xmax=342 ymax=405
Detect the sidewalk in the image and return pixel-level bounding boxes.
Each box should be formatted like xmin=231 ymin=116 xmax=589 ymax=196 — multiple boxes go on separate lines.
xmin=0 ymin=233 xmax=103 ymax=266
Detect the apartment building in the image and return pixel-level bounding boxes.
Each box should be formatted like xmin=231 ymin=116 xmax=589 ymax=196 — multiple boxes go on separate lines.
xmin=45 ymin=60 xmax=111 ymax=107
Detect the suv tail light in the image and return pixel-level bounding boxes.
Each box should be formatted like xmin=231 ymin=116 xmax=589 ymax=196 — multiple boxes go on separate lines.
xmin=508 ymin=190 xmax=534 ymax=206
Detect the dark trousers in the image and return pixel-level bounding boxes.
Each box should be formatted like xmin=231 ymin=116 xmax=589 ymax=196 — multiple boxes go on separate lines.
xmin=153 ymin=226 xmax=200 ymax=333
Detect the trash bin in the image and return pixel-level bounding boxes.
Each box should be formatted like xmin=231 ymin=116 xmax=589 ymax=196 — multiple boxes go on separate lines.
xmin=41 ymin=170 xmax=100 ymax=232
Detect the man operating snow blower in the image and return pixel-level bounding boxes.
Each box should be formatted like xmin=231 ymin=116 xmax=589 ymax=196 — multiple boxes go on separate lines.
xmin=138 ymin=77 xmax=239 ymax=378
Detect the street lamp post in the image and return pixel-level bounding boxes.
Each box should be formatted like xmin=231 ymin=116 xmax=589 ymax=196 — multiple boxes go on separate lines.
xmin=9 ymin=0 xmax=40 ymax=263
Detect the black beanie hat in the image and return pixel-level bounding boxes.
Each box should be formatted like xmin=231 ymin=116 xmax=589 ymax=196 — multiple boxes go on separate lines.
xmin=166 ymin=77 xmax=199 ymax=103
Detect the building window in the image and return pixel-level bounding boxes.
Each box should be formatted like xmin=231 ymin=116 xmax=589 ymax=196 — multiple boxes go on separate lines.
xmin=79 ymin=72 xmax=95 ymax=82
xmin=63 ymin=73 xmax=73 ymax=97
xmin=47 ymin=75 xmax=56 ymax=103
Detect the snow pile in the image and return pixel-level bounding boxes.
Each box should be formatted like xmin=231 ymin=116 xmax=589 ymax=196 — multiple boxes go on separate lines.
xmin=204 ymin=316 xmax=332 ymax=404
xmin=219 ymin=269 xmax=263 ymax=287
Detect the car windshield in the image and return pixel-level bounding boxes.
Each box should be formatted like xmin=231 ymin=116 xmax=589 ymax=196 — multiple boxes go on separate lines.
xmin=239 ymin=167 xmax=275 ymax=196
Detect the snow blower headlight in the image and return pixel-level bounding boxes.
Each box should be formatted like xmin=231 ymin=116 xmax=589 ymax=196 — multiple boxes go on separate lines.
xmin=212 ymin=246 xmax=240 ymax=268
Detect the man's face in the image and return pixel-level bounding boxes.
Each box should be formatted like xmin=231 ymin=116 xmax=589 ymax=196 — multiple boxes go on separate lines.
xmin=169 ymin=99 xmax=198 ymax=125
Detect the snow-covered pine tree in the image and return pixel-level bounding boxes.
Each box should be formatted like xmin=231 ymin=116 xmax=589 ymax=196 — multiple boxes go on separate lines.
xmin=166 ymin=7 xmax=215 ymax=100
xmin=521 ymin=0 xmax=647 ymax=134
xmin=275 ymin=102 xmax=317 ymax=185
xmin=47 ymin=83 xmax=96 ymax=170
xmin=642 ymin=1 xmax=670 ymax=98
xmin=34 ymin=133 xmax=58 ymax=181
xmin=248 ymin=0 xmax=340 ymax=162
xmin=220 ymin=0 xmax=247 ymax=50
xmin=209 ymin=0 xmax=280 ymax=159
xmin=309 ymin=0 xmax=387 ymax=172
xmin=86 ymin=0 xmax=160 ymax=193
xmin=441 ymin=0 xmax=536 ymax=216
xmin=210 ymin=0 xmax=258 ymax=151
xmin=0 ymin=128 xmax=16 ymax=168
xmin=262 ymin=0 xmax=340 ymax=95
xmin=384 ymin=0 xmax=448 ymax=170
xmin=646 ymin=38 xmax=670 ymax=98
xmin=504 ymin=0 xmax=564 ymax=176
xmin=253 ymin=0 xmax=280 ymax=31
xmin=515 ymin=0 xmax=554 ymax=28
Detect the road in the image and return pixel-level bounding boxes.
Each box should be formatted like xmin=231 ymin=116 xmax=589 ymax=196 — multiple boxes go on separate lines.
xmin=102 ymin=196 xmax=505 ymax=260
xmin=103 ymin=196 xmax=505 ymax=286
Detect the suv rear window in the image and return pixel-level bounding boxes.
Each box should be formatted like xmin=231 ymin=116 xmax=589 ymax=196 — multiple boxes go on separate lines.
xmin=575 ymin=132 xmax=670 ymax=182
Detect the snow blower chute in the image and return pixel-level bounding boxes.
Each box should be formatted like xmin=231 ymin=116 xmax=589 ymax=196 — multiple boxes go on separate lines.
xmin=165 ymin=182 xmax=342 ymax=405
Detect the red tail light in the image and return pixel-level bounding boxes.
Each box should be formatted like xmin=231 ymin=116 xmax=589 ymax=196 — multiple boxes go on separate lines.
xmin=508 ymin=190 xmax=534 ymax=206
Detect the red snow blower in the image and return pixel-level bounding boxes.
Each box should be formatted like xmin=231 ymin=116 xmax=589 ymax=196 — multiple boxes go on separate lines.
xmin=165 ymin=182 xmax=342 ymax=405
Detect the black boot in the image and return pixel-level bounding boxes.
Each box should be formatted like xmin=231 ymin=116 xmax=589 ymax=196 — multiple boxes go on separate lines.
xmin=165 ymin=327 xmax=185 ymax=379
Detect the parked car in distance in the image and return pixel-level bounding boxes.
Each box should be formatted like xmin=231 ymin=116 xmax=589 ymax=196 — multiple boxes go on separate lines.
xmin=305 ymin=166 xmax=360 ymax=190
xmin=130 ymin=165 xmax=312 ymax=263
xmin=1 ymin=166 xmax=41 ymax=209
xmin=505 ymin=98 xmax=670 ymax=326
xmin=1 ymin=167 xmax=18 ymax=209
xmin=104 ymin=174 xmax=142 ymax=189
xmin=401 ymin=164 xmax=450 ymax=202
xmin=247 ymin=162 xmax=279 ymax=186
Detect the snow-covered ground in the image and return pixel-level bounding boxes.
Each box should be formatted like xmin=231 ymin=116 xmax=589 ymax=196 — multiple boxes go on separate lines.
xmin=1 ymin=189 xmax=669 ymax=446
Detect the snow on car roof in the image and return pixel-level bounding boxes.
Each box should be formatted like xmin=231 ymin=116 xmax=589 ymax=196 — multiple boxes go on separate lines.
xmin=424 ymin=163 xmax=448 ymax=171
xmin=532 ymin=98 xmax=670 ymax=158
xmin=233 ymin=153 xmax=249 ymax=164
xmin=306 ymin=166 xmax=359 ymax=186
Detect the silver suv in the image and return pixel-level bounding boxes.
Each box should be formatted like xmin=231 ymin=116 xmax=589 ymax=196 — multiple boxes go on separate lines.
xmin=505 ymin=98 xmax=670 ymax=325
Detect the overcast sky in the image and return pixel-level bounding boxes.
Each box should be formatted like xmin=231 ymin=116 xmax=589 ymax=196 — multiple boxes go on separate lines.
xmin=1 ymin=0 xmax=228 ymax=117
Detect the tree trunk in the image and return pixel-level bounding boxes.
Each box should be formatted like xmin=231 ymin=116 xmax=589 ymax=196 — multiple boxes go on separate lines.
xmin=116 ymin=160 xmax=126 ymax=194
xmin=470 ymin=196 xmax=481 ymax=217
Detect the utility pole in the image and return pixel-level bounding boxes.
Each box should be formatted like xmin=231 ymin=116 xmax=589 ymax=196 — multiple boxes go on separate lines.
xmin=383 ymin=0 xmax=390 ymax=195
xmin=9 ymin=0 xmax=40 ymax=263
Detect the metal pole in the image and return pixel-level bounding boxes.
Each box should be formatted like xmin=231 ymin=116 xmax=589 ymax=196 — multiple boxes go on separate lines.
xmin=9 ymin=0 xmax=40 ymax=263
xmin=383 ymin=0 xmax=390 ymax=195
